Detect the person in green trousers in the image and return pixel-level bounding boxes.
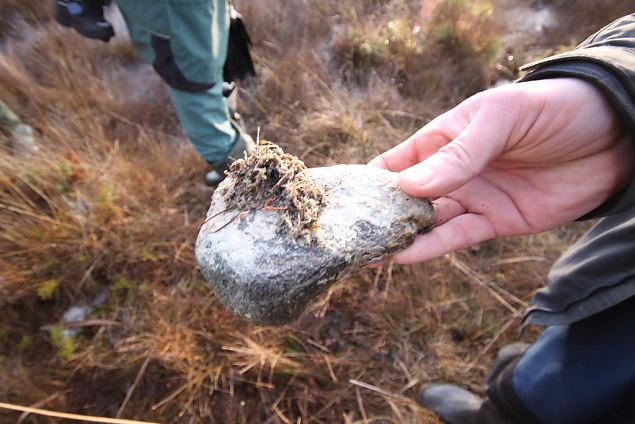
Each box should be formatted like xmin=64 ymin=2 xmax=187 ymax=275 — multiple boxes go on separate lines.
xmin=55 ymin=0 xmax=254 ymax=185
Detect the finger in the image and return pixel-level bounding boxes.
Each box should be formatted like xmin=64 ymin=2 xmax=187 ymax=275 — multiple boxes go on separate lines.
xmin=432 ymin=196 xmax=465 ymax=225
xmin=367 ymin=155 xmax=390 ymax=169
xmin=392 ymin=213 xmax=497 ymax=264
xmin=398 ymin=108 xmax=509 ymax=198
xmin=368 ymin=115 xmax=456 ymax=172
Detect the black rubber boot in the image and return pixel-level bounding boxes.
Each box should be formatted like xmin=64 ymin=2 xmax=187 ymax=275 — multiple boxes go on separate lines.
xmin=486 ymin=342 xmax=529 ymax=388
xmin=55 ymin=0 xmax=115 ymax=42
xmin=419 ymin=383 xmax=483 ymax=424
xmin=419 ymin=342 xmax=537 ymax=424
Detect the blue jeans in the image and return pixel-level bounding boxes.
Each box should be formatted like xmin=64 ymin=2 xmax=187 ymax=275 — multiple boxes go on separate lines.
xmin=513 ymin=296 xmax=635 ymax=423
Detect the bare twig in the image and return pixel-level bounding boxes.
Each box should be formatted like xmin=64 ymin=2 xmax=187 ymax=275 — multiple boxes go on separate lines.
xmin=207 ymin=212 xmax=240 ymax=233
xmin=355 ymin=387 xmax=369 ymax=424
xmin=324 ymin=354 xmax=338 ymax=382
xmin=116 ymin=350 xmax=154 ymax=418
xmin=463 ymin=317 xmax=518 ymax=373
xmin=199 ymin=208 xmax=230 ymax=230
xmin=492 ymin=256 xmax=546 ymax=266
xmin=382 ymin=260 xmax=394 ymax=299
xmin=0 ymin=402 xmax=159 ymax=424
xmin=77 ymin=252 xmax=105 ymax=290
xmin=349 ymin=379 xmax=410 ymax=402
xmin=151 ymin=383 xmax=189 ymax=411
xmin=372 ymin=263 xmax=383 ymax=289
xmin=17 ymin=392 xmax=66 ymax=424
xmin=446 ymin=254 xmax=527 ymax=316
xmin=40 ymin=319 xmax=121 ymax=330
xmin=272 ymin=405 xmax=293 ymax=424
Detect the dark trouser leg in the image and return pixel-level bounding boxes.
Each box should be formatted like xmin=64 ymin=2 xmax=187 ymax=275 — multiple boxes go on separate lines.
xmin=510 ymin=296 xmax=635 ymax=424
xmin=418 ymin=344 xmax=536 ymax=424
xmin=482 ymin=355 xmax=541 ymax=424
xmin=422 ymin=298 xmax=635 ymax=423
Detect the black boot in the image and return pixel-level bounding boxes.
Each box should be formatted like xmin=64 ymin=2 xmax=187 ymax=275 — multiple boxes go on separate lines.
xmin=485 ymin=343 xmax=529 ymax=388
xmin=419 ymin=383 xmax=483 ymax=424
xmin=55 ymin=0 xmax=114 ymax=42
xmin=419 ymin=343 xmax=538 ymax=424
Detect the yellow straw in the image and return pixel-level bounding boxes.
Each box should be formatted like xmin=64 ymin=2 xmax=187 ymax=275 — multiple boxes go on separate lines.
xmin=0 ymin=401 xmax=160 ymax=424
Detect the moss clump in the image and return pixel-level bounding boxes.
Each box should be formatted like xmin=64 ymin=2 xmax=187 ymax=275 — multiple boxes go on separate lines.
xmin=49 ymin=326 xmax=76 ymax=360
xmin=222 ymin=141 xmax=326 ymax=241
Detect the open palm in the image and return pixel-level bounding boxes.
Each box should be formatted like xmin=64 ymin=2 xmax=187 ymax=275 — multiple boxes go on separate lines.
xmin=370 ymin=78 xmax=633 ymax=263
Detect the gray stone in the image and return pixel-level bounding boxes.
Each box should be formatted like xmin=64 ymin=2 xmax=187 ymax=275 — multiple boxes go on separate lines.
xmin=11 ymin=123 xmax=38 ymax=157
xmin=196 ymin=164 xmax=434 ymax=324
xmin=0 ymin=100 xmax=38 ymax=157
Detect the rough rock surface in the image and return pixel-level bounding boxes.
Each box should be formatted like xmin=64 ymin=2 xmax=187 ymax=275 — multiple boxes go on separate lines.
xmin=196 ymin=164 xmax=434 ymax=324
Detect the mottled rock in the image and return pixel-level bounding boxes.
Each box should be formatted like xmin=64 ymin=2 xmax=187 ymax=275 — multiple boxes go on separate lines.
xmin=196 ymin=164 xmax=434 ymax=324
xmin=11 ymin=124 xmax=38 ymax=157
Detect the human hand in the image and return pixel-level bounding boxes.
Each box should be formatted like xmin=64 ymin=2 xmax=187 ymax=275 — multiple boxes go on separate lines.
xmin=369 ymin=78 xmax=633 ymax=264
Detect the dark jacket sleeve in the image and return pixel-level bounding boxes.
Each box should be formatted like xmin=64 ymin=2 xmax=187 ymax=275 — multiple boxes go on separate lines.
xmin=519 ymin=15 xmax=635 ymax=328
xmin=518 ymin=14 xmax=635 ymax=218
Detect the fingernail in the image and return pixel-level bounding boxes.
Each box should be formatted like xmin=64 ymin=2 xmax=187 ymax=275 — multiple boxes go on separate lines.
xmin=367 ymin=157 xmax=382 ymax=167
xmin=400 ymin=166 xmax=434 ymax=187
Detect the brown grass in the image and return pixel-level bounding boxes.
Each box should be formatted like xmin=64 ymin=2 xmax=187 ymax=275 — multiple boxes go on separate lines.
xmin=0 ymin=0 xmax=609 ymax=423
xmin=0 ymin=0 xmax=51 ymax=38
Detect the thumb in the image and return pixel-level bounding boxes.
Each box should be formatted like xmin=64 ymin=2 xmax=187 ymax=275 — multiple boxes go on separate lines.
xmin=398 ymin=111 xmax=508 ymax=198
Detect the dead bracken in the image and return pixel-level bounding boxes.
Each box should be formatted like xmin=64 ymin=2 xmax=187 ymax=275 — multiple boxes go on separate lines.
xmin=222 ymin=140 xmax=327 ymax=241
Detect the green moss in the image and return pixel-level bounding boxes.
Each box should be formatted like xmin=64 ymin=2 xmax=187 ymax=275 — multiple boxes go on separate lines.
xmin=37 ymin=279 xmax=60 ymax=300
xmin=113 ymin=277 xmax=149 ymax=305
xmin=98 ymin=183 xmax=118 ymax=206
xmin=435 ymin=22 xmax=454 ymax=43
xmin=49 ymin=326 xmax=76 ymax=360
xmin=113 ymin=277 xmax=136 ymax=293
xmin=18 ymin=334 xmax=33 ymax=351
xmin=56 ymin=161 xmax=75 ymax=193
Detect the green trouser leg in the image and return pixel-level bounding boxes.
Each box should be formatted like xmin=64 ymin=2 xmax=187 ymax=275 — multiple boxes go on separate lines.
xmin=168 ymin=83 xmax=236 ymax=164
xmin=116 ymin=1 xmax=236 ymax=164
xmin=122 ymin=17 xmax=154 ymax=64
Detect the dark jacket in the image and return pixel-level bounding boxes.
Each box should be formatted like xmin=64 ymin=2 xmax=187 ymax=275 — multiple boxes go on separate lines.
xmin=518 ymin=14 xmax=635 ymax=327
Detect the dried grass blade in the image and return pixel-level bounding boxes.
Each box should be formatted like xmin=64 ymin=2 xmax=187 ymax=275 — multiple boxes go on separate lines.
xmin=348 ymin=379 xmax=410 ymax=402
xmin=0 ymin=401 xmax=159 ymax=424
xmin=116 ymin=350 xmax=154 ymax=418
xmin=463 ymin=317 xmax=518 ymax=373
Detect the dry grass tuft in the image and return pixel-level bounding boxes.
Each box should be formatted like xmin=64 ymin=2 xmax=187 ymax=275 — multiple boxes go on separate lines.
xmin=0 ymin=0 xmax=51 ymax=38
xmin=331 ymin=0 xmax=501 ymax=101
